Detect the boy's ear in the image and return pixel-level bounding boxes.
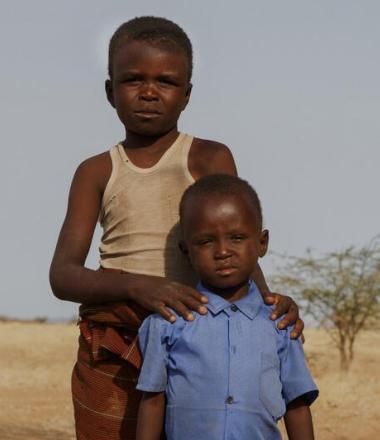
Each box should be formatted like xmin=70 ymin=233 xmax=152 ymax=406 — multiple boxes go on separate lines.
xmin=182 ymin=83 xmax=192 ymax=109
xmin=178 ymin=240 xmax=189 ymax=256
xmin=259 ymin=229 xmax=269 ymax=258
xmin=186 ymin=83 xmax=192 ymax=97
xmin=105 ymin=79 xmax=115 ymax=108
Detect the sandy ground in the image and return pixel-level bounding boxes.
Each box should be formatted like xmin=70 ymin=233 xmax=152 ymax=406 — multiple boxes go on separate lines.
xmin=1 ymin=322 xmax=379 ymax=440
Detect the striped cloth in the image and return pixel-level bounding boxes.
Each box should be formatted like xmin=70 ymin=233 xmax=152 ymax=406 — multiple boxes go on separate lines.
xmin=72 ymin=301 xmax=149 ymax=440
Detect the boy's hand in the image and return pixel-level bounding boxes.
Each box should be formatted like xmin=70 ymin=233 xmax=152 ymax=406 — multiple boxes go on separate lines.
xmin=263 ymin=292 xmax=304 ymax=340
xmin=130 ymin=276 xmax=208 ymax=323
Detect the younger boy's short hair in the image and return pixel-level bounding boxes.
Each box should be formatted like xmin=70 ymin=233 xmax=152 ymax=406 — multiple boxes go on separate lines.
xmin=108 ymin=16 xmax=193 ymax=80
xmin=180 ymin=174 xmax=263 ymax=230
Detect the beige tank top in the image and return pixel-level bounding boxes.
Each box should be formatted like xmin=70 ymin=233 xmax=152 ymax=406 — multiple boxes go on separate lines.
xmin=99 ymin=133 xmax=197 ymax=286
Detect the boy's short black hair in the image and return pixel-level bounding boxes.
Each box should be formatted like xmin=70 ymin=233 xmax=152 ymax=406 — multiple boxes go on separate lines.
xmin=180 ymin=174 xmax=263 ymax=229
xmin=108 ymin=16 xmax=193 ymax=80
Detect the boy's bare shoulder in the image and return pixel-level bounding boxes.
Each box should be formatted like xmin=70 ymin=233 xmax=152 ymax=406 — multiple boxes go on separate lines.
xmin=191 ymin=136 xmax=231 ymax=151
xmin=189 ymin=137 xmax=237 ymax=179
xmin=74 ymin=151 xmax=112 ymax=192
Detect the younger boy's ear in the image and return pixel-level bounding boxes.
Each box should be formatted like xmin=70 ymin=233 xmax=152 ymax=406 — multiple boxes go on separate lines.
xmin=178 ymin=240 xmax=189 ymax=256
xmin=105 ymin=79 xmax=115 ymax=108
xmin=259 ymin=229 xmax=269 ymax=258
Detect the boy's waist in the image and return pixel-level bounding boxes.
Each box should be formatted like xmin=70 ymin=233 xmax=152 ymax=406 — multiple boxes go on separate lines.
xmin=78 ymin=267 xmax=149 ymax=369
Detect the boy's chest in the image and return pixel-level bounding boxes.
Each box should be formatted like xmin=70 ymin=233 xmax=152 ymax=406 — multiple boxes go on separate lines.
xmin=166 ymin=313 xmax=281 ymax=408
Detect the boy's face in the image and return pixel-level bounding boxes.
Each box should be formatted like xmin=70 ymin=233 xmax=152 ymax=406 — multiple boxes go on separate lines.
xmin=181 ymin=194 xmax=268 ymax=300
xmin=106 ymin=40 xmax=192 ymax=137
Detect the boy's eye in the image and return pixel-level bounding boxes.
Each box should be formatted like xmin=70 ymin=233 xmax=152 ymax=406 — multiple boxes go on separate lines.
xmin=196 ymin=238 xmax=212 ymax=246
xmin=122 ymin=76 xmax=142 ymax=85
xmin=157 ymin=77 xmax=177 ymax=86
xmin=231 ymin=235 xmax=245 ymax=242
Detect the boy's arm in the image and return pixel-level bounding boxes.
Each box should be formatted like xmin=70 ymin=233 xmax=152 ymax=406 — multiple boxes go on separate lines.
xmin=49 ymin=156 xmax=208 ymax=322
xmin=136 ymin=392 xmax=165 ymax=440
xmin=253 ymin=263 xmax=304 ymax=338
xmin=284 ymin=397 xmax=315 ymax=440
xmin=279 ymin=332 xmax=318 ymax=440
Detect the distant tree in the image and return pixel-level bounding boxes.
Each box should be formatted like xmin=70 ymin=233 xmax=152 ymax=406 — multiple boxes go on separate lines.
xmin=272 ymin=237 xmax=380 ymax=371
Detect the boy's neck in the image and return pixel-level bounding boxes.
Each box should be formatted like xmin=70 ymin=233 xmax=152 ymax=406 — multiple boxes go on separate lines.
xmin=123 ymin=127 xmax=179 ymax=151
xmin=121 ymin=128 xmax=181 ymax=168
xmin=202 ymin=280 xmax=250 ymax=303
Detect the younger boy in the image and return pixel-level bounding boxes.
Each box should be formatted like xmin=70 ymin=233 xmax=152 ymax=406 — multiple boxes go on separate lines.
xmin=136 ymin=174 xmax=318 ymax=440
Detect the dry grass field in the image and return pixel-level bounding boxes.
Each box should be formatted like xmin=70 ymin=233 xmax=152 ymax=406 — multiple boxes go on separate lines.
xmin=1 ymin=321 xmax=379 ymax=440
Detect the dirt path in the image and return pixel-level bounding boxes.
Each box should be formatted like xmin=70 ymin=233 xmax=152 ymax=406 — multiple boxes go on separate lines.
xmin=1 ymin=322 xmax=379 ymax=439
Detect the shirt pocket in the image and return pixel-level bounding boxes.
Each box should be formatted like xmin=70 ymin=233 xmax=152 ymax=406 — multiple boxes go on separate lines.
xmin=259 ymin=352 xmax=285 ymax=420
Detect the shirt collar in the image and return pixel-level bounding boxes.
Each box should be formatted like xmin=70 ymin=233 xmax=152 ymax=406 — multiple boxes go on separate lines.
xmin=196 ymin=281 xmax=263 ymax=320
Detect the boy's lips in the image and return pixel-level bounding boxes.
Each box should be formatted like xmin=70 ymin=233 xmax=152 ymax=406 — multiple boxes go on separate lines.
xmin=134 ymin=109 xmax=162 ymax=117
xmin=216 ymin=266 xmax=237 ymax=276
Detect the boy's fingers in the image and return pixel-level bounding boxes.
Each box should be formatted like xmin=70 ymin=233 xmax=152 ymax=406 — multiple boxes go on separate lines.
xmin=169 ymin=299 xmax=195 ymax=321
xmin=187 ymin=289 xmax=209 ymax=304
xmin=156 ymin=303 xmax=177 ymax=323
xmin=181 ymin=295 xmax=208 ymax=314
xmin=275 ymin=304 xmax=298 ymax=328
xmin=153 ymin=284 xmax=209 ymax=322
xmin=277 ymin=318 xmax=289 ymax=330
xmin=176 ymin=287 xmax=208 ymax=313
xmin=170 ymin=293 xmax=208 ymax=318
xmin=271 ymin=297 xmax=298 ymax=323
xmin=167 ymin=283 xmax=208 ymax=304
xmin=290 ymin=318 xmax=305 ymax=340
xmin=263 ymin=293 xmax=277 ymax=306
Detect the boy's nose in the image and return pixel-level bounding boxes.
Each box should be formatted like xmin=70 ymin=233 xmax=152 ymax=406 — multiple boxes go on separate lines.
xmin=214 ymin=241 xmax=232 ymax=259
xmin=139 ymin=82 xmax=158 ymax=100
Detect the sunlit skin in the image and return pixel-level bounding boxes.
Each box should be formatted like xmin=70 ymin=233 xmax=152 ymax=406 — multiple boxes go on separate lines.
xmin=138 ymin=192 xmax=315 ymax=440
xmin=49 ymin=28 xmax=305 ymax=440
xmin=105 ymin=40 xmax=192 ymax=166
xmin=50 ymin=39 xmax=302 ymax=333
xmin=49 ymin=40 xmax=240 ymax=323
xmin=180 ymin=193 xmax=269 ymax=303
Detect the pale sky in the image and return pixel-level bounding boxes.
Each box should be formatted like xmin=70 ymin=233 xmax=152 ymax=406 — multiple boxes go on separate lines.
xmin=1 ymin=1 xmax=379 ymax=319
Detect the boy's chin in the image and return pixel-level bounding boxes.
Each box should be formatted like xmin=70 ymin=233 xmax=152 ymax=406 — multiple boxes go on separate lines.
xmin=202 ymin=278 xmax=250 ymax=297
xmin=126 ymin=122 xmax=175 ymax=138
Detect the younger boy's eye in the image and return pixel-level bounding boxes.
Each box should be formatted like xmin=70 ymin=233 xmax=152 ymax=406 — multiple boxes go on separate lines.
xmin=196 ymin=238 xmax=212 ymax=246
xmin=122 ymin=76 xmax=142 ymax=85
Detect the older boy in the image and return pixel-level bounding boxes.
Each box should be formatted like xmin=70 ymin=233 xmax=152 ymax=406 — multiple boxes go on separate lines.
xmin=50 ymin=17 xmax=303 ymax=439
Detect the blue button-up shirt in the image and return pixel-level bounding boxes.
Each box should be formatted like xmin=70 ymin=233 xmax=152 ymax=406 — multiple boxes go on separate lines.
xmin=137 ymin=282 xmax=318 ymax=440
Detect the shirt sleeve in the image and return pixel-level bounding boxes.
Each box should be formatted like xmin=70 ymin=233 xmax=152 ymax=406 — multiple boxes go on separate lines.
xmin=278 ymin=328 xmax=319 ymax=406
xmin=136 ymin=313 xmax=184 ymax=393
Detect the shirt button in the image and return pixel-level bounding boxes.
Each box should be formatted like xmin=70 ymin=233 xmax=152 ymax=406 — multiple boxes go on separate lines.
xmin=225 ymin=396 xmax=234 ymax=404
xmin=230 ymin=304 xmax=238 ymax=312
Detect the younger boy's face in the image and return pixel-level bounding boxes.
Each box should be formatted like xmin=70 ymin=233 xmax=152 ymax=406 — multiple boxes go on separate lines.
xmin=106 ymin=40 xmax=191 ymax=137
xmin=181 ymin=194 xmax=268 ymax=300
